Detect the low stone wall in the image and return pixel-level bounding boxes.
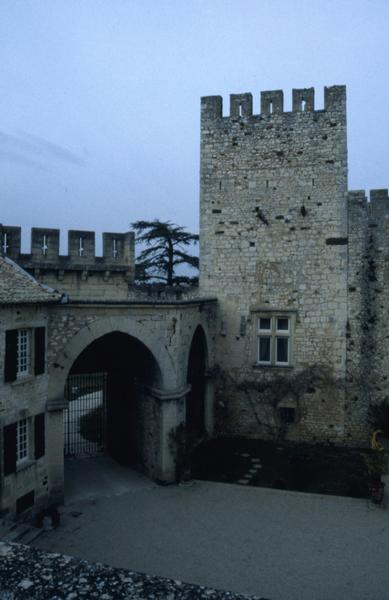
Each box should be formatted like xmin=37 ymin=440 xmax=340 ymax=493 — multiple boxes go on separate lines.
xmin=0 ymin=542 xmax=264 ymax=600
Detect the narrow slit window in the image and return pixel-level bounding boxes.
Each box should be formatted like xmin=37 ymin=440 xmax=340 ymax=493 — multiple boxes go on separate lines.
xmin=79 ymin=237 xmax=84 ymax=257
xmin=2 ymin=232 xmax=9 ymax=255
xmin=42 ymin=235 xmax=48 ymax=256
xmin=238 ymin=105 xmax=243 ymax=117
xmin=112 ymin=239 xmax=119 ymax=259
xmin=301 ymin=99 xmax=306 ymax=111
xmin=269 ymin=101 xmax=273 ymax=114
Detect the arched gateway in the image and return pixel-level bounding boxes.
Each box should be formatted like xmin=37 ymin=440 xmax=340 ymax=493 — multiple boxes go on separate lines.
xmin=45 ymin=304 xmax=216 ymax=504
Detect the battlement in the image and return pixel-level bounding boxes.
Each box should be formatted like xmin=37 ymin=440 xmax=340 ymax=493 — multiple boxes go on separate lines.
xmin=201 ymin=85 xmax=346 ymax=120
xmin=0 ymin=225 xmax=134 ymax=270
xmin=369 ymin=189 xmax=389 ymax=220
xmin=0 ymin=225 xmax=135 ymax=300
xmin=348 ymin=189 xmax=389 ymax=216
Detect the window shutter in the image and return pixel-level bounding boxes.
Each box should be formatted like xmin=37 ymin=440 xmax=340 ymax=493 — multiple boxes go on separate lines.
xmin=4 ymin=330 xmax=17 ymax=382
xmin=34 ymin=413 xmax=45 ymax=459
xmin=34 ymin=327 xmax=46 ymax=375
xmin=4 ymin=423 xmax=17 ymax=475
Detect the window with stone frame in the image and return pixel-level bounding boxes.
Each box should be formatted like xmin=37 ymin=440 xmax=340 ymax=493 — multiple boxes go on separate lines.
xmin=256 ymin=314 xmax=292 ymax=366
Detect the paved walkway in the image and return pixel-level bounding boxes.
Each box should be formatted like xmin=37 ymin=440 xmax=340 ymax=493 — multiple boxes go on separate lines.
xmin=32 ymin=456 xmax=389 ymax=600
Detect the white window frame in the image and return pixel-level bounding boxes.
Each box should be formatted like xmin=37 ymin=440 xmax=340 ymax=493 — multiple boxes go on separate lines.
xmin=256 ymin=314 xmax=292 ymax=367
xmin=16 ymin=418 xmax=29 ymax=465
xmin=16 ymin=329 xmax=31 ymax=377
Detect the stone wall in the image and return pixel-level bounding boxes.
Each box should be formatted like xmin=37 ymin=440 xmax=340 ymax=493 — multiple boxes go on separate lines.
xmin=345 ymin=190 xmax=389 ymax=444
xmin=199 ymin=86 xmax=349 ymax=443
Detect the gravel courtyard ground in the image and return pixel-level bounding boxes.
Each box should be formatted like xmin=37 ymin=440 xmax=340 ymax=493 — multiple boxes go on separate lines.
xmin=32 ymin=455 xmax=389 ymax=600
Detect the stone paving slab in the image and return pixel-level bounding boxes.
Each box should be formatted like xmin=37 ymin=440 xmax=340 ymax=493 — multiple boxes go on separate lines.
xmin=0 ymin=542 xmax=265 ymax=600
xmin=28 ymin=457 xmax=389 ymax=600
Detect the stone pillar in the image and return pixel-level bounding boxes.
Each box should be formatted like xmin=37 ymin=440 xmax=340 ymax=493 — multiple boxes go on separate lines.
xmin=147 ymin=385 xmax=191 ymax=482
xmin=45 ymin=410 xmax=65 ymax=506
xmin=204 ymin=371 xmax=215 ymax=436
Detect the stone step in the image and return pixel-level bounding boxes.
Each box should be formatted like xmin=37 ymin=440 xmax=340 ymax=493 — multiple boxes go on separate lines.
xmin=0 ymin=523 xmax=42 ymax=544
xmin=2 ymin=525 xmax=31 ymax=542
xmin=17 ymin=526 xmax=43 ymax=545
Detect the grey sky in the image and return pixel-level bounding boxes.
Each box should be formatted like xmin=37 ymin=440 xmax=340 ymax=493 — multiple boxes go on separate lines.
xmin=1 ymin=0 xmax=388 ymax=253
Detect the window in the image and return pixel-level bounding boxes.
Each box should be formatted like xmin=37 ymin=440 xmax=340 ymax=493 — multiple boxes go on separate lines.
xmin=3 ymin=413 xmax=45 ymax=476
xmin=112 ymin=239 xmax=119 ymax=258
xmin=16 ymin=418 xmax=29 ymax=464
xmin=4 ymin=327 xmax=46 ymax=383
xmin=16 ymin=329 xmax=31 ymax=376
xmin=41 ymin=234 xmax=48 ymax=256
xmin=279 ymin=406 xmax=295 ymax=424
xmin=257 ymin=315 xmax=292 ymax=366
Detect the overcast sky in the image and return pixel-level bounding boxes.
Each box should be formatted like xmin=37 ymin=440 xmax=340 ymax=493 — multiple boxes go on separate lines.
xmin=1 ymin=0 xmax=388 ymax=253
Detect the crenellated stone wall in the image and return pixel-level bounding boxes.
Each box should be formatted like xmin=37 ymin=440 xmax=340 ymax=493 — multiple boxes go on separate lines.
xmin=0 ymin=225 xmax=134 ymax=301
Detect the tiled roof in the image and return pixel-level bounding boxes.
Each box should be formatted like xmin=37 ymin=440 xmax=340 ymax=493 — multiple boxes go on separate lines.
xmin=0 ymin=255 xmax=62 ymax=305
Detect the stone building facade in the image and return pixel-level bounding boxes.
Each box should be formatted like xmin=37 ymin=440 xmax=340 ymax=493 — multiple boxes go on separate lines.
xmin=1 ymin=83 xmax=388 ymax=518
xmin=0 ymin=257 xmax=61 ymax=516
xmin=0 ymin=234 xmax=216 ymax=516
xmin=199 ymin=85 xmax=388 ymax=447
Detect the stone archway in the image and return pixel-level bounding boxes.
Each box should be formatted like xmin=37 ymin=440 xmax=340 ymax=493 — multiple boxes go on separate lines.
xmin=46 ymin=314 xmax=189 ymax=504
xmin=67 ymin=331 xmax=162 ymax=467
xmin=48 ymin=315 xmax=177 ymax=407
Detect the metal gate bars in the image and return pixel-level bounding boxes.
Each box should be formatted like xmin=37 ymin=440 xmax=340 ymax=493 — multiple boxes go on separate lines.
xmin=64 ymin=372 xmax=107 ymax=457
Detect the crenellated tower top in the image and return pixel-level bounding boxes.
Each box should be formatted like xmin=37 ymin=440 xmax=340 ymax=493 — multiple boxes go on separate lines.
xmin=201 ymin=85 xmax=346 ymax=120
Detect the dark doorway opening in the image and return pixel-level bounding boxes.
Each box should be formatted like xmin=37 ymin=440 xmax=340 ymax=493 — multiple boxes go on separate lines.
xmin=66 ymin=332 xmax=160 ymax=467
xmin=186 ymin=326 xmax=207 ymax=440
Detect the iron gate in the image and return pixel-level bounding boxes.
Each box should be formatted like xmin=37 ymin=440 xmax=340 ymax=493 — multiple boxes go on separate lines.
xmin=64 ymin=373 xmax=107 ymax=457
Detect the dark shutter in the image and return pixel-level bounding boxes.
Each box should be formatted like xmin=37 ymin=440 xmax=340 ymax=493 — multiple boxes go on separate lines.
xmin=4 ymin=329 xmax=17 ymax=383
xmin=4 ymin=423 xmax=17 ymax=475
xmin=34 ymin=413 xmax=45 ymax=459
xmin=34 ymin=327 xmax=46 ymax=375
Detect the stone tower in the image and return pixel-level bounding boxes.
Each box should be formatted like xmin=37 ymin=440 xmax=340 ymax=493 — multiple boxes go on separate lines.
xmin=199 ymin=86 xmax=350 ymax=443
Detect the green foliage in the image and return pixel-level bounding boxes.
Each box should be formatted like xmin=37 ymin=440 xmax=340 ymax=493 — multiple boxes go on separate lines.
xmin=132 ymin=220 xmax=199 ymax=286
